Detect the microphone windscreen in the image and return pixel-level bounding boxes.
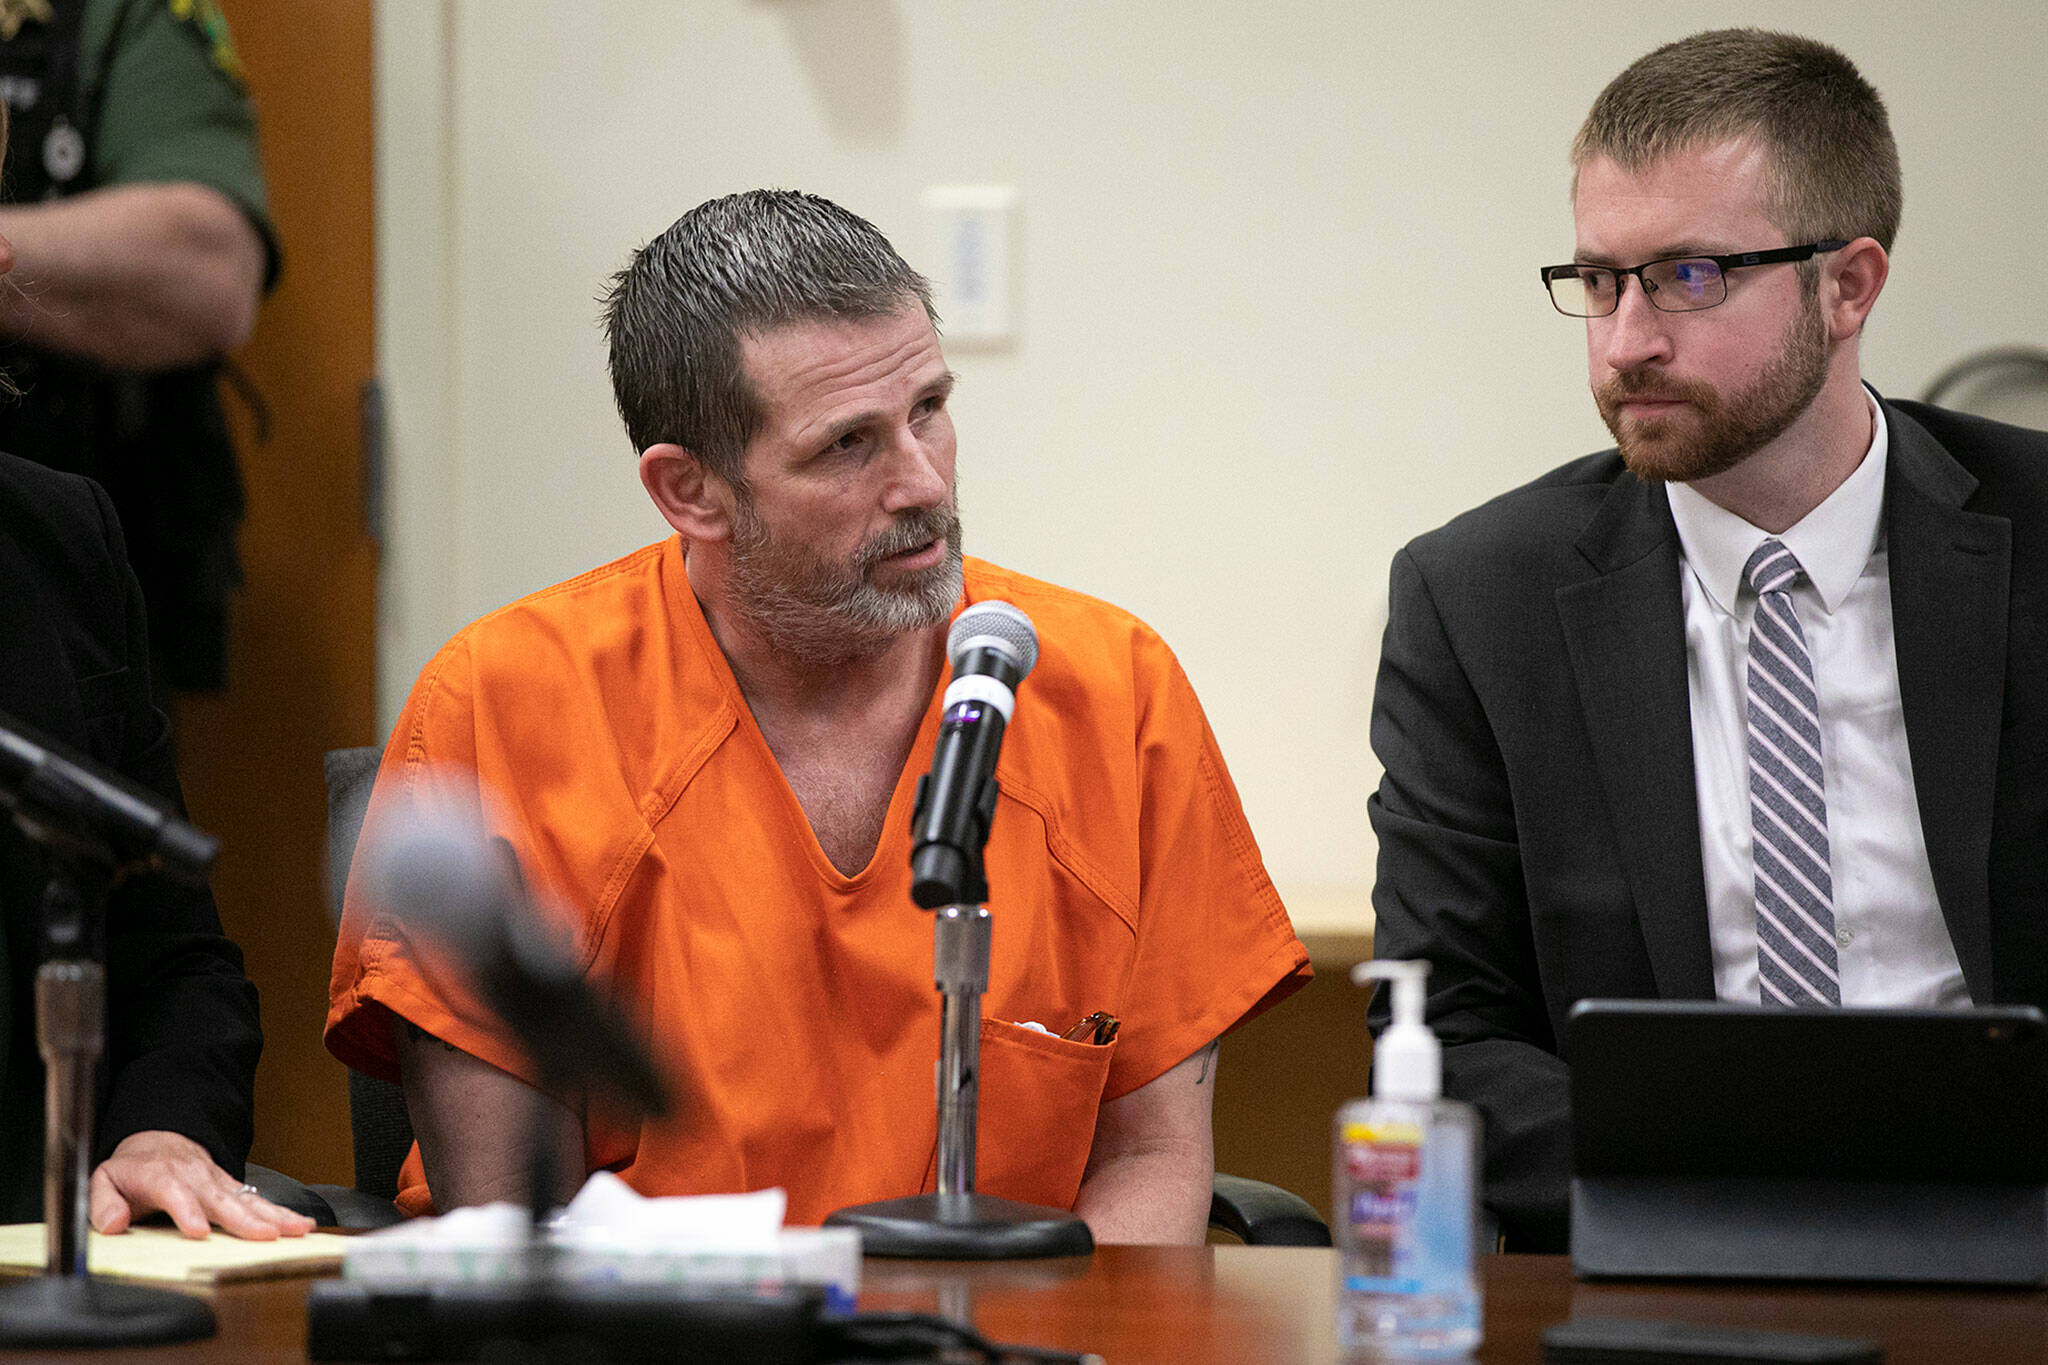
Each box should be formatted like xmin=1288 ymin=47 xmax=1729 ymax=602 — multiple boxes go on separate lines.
xmin=358 ymin=802 xmax=512 ymax=962
xmin=358 ymin=797 xmax=671 ymax=1118
xmin=947 ymin=600 xmax=1039 ymax=677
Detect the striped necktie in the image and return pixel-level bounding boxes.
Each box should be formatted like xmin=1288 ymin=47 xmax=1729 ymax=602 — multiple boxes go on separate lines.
xmin=1743 ymin=538 xmax=1841 ymax=1006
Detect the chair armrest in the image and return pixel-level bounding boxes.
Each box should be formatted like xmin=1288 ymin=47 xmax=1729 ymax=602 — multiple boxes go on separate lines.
xmin=243 ymin=1163 xmax=336 ymax=1225
xmin=1209 ymin=1173 xmax=1332 ymax=1246
xmin=244 ymin=1165 xmax=408 ymax=1231
xmin=309 ymin=1184 xmax=408 ymax=1230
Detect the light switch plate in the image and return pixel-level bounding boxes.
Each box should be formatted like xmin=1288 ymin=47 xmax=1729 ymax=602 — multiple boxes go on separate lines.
xmin=923 ymin=185 xmax=1018 ymax=345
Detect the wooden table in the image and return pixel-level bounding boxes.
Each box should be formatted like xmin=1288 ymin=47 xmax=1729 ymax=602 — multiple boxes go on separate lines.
xmin=19 ymin=1249 xmax=2048 ymax=1362
xmin=861 ymin=1250 xmax=2048 ymax=1363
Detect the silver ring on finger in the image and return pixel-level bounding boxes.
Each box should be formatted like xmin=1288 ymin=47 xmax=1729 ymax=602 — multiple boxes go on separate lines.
xmin=237 ymin=1183 xmax=260 ymax=1196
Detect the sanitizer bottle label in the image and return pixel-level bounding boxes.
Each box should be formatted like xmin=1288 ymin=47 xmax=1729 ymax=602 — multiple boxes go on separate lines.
xmin=1340 ymin=1120 xmax=1426 ymax=1294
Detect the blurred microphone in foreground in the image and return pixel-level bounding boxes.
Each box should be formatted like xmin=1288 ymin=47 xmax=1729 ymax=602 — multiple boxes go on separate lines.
xmin=359 ymin=802 xmax=670 ymax=1132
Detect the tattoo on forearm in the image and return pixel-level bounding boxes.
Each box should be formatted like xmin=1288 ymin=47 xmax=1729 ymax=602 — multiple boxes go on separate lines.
xmin=403 ymin=1020 xmax=459 ymax=1053
xmin=1195 ymin=1042 xmax=1218 ymax=1085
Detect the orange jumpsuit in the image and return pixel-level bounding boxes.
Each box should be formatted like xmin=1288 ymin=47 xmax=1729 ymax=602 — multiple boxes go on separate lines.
xmin=325 ymin=543 xmax=1311 ymax=1221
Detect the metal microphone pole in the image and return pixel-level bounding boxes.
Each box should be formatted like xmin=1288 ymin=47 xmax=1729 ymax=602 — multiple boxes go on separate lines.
xmin=826 ymin=778 xmax=1092 ymax=1259
xmin=0 ymin=804 xmax=217 ymax=1347
xmin=932 ymin=899 xmax=990 ymax=1204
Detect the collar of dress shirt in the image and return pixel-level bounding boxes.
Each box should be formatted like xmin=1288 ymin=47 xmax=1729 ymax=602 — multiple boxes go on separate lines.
xmin=1666 ymin=386 xmax=1888 ymax=617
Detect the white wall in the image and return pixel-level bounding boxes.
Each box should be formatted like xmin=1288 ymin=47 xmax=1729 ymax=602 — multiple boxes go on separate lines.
xmin=375 ymin=0 xmax=2048 ymax=932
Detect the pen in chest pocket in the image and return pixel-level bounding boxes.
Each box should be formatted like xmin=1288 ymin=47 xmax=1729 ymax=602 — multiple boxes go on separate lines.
xmin=1060 ymin=1011 xmax=1119 ymax=1045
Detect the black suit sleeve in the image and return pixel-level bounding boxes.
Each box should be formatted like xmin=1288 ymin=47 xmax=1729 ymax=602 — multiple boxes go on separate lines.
xmin=78 ymin=478 xmax=262 ymax=1175
xmin=1367 ymin=546 xmax=1572 ymax=1251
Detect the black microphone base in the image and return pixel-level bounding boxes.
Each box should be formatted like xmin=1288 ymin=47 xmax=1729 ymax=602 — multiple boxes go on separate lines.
xmin=307 ymin=1280 xmax=826 ymax=1363
xmin=0 ymin=1274 xmax=216 ymax=1347
xmin=825 ymin=1192 xmax=1095 ymax=1260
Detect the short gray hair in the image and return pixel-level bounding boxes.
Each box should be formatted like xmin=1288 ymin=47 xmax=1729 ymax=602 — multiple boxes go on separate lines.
xmin=602 ymin=189 xmax=936 ymax=486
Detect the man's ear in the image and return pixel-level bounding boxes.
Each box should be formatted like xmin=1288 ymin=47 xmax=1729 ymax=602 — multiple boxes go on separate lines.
xmin=639 ymin=443 xmax=735 ymax=541
xmin=1825 ymin=237 xmax=1889 ymax=341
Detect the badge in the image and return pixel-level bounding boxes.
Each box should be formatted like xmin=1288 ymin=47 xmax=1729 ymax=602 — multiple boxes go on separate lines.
xmin=0 ymin=0 xmax=53 ymax=43
xmin=169 ymin=0 xmax=247 ymax=85
xmin=42 ymin=113 xmax=83 ymax=184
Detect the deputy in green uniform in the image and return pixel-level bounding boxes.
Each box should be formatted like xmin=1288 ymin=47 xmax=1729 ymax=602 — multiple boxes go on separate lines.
xmin=0 ymin=0 xmax=276 ymax=695
xmin=0 ymin=1 xmax=303 ymax=1239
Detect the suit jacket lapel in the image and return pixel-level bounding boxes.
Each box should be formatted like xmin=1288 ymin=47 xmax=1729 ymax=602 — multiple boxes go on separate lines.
xmin=1556 ymin=474 xmax=1717 ymax=998
xmin=1882 ymin=401 xmax=2010 ymax=1003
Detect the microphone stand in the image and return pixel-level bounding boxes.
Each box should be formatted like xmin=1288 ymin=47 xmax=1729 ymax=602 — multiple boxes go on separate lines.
xmin=309 ymin=1011 xmax=812 ymax=1364
xmin=0 ymin=834 xmax=216 ymax=1347
xmin=510 ymin=1033 xmax=584 ymax=1336
xmin=307 ymin=835 xmax=724 ymax=1360
xmin=826 ymin=778 xmax=1094 ymax=1259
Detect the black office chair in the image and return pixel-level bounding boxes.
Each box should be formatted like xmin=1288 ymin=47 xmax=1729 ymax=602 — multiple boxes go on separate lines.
xmin=237 ymin=750 xmax=406 ymax=1229
xmin=235 ymin=746 xmax=415 ymax=1227
xmin=1209 ymin=1174 xmax=1329 ymax=1246
xmin=1920 ymin=345 xmax=2048 ymax=428
xmin=320 ymin=745 xmax=1330 ymax=1246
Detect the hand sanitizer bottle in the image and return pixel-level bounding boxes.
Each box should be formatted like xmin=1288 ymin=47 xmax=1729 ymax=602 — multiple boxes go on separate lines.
xmin=1334 ymin=959 xmax=1482 ymax=1357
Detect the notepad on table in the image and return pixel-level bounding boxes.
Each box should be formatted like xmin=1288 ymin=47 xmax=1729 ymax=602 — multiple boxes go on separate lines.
xmin=0 ymin=1224 xmax=347 ymax=1284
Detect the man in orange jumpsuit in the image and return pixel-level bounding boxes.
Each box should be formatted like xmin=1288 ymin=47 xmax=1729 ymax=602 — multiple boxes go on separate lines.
xmin=326 ymin=190 xmax=1310 ymax=1243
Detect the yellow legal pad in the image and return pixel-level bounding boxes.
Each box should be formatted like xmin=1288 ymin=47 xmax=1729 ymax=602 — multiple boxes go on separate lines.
xmin=0 ymin=1224 xmax=346 ymax=1284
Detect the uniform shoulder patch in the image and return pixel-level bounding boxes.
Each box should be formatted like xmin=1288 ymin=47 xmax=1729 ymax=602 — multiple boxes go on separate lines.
xmin=166 ymin=0 xmax=244 ymax=85
xmin=0 ymin=0 xmax=54 ymax=45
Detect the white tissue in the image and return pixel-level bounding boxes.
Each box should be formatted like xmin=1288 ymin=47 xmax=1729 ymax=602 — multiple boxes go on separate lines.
xmin=558 ymin=1172 xmax=784 ymax=1252
xmin=342 ymin=1174 xmax=859 ymax=1308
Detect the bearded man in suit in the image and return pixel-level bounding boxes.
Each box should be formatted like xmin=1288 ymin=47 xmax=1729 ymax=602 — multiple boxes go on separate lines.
xmin=1367 ymin=28 xmax=2048 ymax=1251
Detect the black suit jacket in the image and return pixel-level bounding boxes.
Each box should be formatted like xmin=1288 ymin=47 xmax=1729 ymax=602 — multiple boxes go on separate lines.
xmin=0 ymin=451 xmax=262 ymax=1223
xmin=1367 ymin=397 xmax=2048 ymax=1251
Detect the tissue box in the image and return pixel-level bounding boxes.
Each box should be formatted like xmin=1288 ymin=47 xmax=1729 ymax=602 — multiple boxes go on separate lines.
xmin=342 ymin=1179 xmax=861 ymax=1313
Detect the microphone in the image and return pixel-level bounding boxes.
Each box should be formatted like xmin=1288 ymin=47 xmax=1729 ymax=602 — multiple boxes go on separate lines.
xmin=0 ymin=709 xmax=217 ymax=884
xmin=909 ymin=601 xmax=1039 ymax=908
xmin=361 ymin=803 xmax=670 ymax=1119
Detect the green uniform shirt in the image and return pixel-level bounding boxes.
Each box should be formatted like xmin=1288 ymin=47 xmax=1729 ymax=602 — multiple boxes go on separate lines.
xmin=80 ymin=0 xmax=277 ymax=280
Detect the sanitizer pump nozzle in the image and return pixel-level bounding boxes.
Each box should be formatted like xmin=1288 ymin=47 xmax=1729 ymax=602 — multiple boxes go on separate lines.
xmin=1351 ymin=959 xmax=1440 ymax=1102
xmin=1335 ymin=958 xmax=1481 ymax=1353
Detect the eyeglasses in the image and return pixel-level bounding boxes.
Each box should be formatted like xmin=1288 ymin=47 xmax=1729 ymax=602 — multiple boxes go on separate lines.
xmin=1539 ymin=240 xmax=1849 ymax=317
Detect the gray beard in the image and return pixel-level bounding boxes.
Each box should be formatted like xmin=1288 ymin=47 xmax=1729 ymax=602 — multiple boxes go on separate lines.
xmin=726 ymin=498 xmax=965 ymax=665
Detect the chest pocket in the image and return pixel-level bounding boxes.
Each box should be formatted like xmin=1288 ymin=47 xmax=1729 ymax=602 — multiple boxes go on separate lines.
xmin=922 ymin=1018 xmax=1116 ymax=1211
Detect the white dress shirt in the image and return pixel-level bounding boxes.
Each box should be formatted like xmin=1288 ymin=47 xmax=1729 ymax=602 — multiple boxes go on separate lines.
xmin=1667 ymin=393 xmax=1969 ymax=1007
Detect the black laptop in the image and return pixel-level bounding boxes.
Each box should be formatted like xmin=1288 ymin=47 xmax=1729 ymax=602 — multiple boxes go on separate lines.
xmin=1567 ymin=999 xmax=2048 ymax=1284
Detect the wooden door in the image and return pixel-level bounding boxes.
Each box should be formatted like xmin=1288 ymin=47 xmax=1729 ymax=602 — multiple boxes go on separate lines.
xmin=175 ymin=0 xmax=377 ymax=1187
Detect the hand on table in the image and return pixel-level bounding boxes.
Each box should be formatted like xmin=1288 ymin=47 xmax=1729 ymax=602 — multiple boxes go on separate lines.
xmin=89 ymin=1130 xmax=317 ymax=1240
